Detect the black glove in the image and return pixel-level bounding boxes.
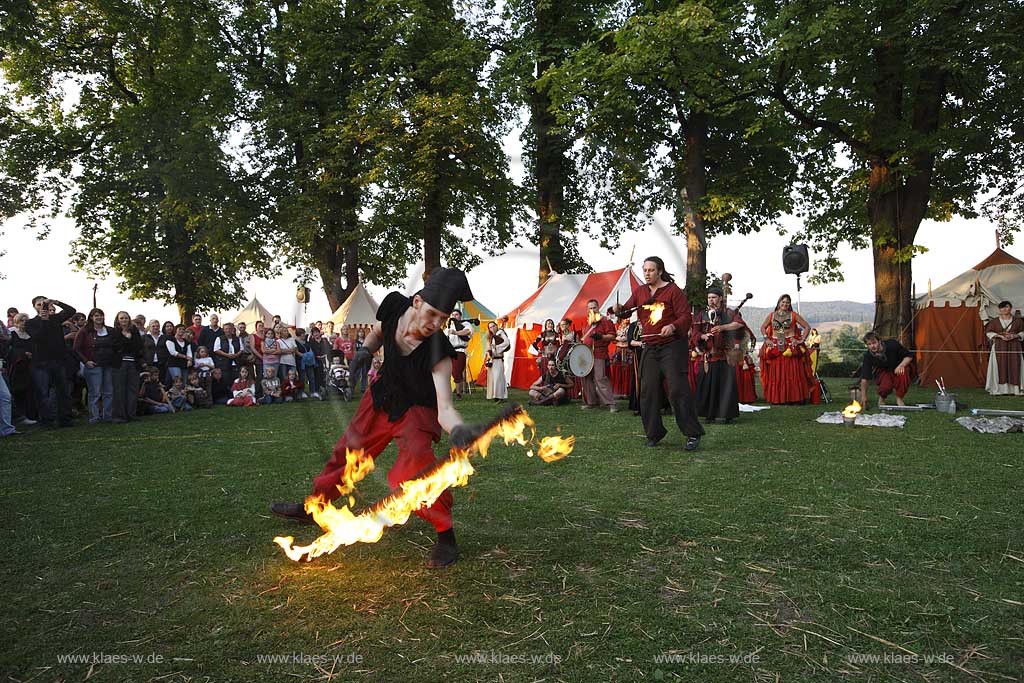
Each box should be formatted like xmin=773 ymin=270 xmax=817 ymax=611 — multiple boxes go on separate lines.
xmin=450 ymin=422 xmax=487 ymax=450
xmin=350 ymin=347 xmax=373 ymax=377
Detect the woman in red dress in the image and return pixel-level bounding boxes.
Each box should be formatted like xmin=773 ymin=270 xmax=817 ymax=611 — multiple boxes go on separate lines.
xmin=759 ymin=294 xmax=813 ymax=404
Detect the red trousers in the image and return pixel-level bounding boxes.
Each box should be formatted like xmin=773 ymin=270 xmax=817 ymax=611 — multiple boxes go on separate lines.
xmin=451 ymin=352 xmax=466 ymax=382
xmin=876 ymin=369 xmax=912 ymax=399
xmin=312 ymin=391 xmax=453 ymax=533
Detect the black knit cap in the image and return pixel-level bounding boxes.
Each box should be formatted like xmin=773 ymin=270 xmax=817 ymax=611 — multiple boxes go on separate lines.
xmin=707 ymin=286 xmax=724 ymax=297
xmin=417 ymin=267 xmax=474 ymax=314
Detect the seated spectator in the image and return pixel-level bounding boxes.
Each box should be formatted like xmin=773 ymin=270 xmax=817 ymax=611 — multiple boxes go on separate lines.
xmin=260 ymin=366 xmax=282 ymax=404
xmin=529 ymin=359 xmax=573 ymax=406
xmin=282 ymin=367 xmax=304 ymax=402
xmin=186 ymin=370 xmax=211 ymax=408
xmin=138 ymin=368 xmax=173 ymax=414
xmin=228 ymin=366 xmax=257 ymax=407
xmin=167 ymin=375 xmax=192 ymax=412
xmin=209 ymin=367 xmax=233 ymax=405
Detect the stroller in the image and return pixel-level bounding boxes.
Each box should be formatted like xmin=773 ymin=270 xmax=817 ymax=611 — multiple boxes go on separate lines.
xmin=327 ymin=351 xmax=353 ymax=401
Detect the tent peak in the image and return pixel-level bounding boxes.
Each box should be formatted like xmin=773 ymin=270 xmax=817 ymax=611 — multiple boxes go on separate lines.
xmin=972 ymin=247 xmax=1024 ymax=271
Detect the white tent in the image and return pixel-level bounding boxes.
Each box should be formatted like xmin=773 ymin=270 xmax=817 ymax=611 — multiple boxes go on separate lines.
xmin=917 ymin=247 xmax=1024 ymax=321
xmin=232 ymin=297 xmax=275 ymax=329
xmin=329 ymin=282 xmax=380 ymax=326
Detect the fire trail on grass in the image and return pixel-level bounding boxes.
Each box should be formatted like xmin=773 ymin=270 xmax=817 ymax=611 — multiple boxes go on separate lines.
xmin=274 ymin=404 xmax=574 ymax=562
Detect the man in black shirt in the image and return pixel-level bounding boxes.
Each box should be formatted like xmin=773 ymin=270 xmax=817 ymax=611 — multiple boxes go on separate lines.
xmin=198 ymin=314 xmax=225 ymax=352
xmin=25 ymin=296 xmax=76 ymax=427
xmin=272 ymin=268 xmax=481 ymax=568
xmin=858 ymin=331 xmax=915 ymax=408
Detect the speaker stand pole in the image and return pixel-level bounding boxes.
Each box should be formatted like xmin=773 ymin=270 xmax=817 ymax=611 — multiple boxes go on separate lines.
xmin=795 ymin=273 xmax=803 ymax=314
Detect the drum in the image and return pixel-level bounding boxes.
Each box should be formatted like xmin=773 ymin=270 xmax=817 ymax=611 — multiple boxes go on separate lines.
xmin=564 ymin=343 xmax=594 ymax=377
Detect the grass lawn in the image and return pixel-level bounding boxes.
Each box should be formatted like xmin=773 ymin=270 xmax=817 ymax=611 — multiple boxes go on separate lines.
xmin=2 ymin=378 xmax=1022 ymax=682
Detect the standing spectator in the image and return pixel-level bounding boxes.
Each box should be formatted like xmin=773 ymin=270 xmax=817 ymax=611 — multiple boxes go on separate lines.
xmin=198 ymin=314 xmax=225 ymax=352
xmin=132 ymin=314 xmax=147 ymax=334
xmin=251 ymin=320 xmax=266 ymax=388
xmin=142 ymin=319 xmax=162 ymax=367
xmin=0 ymin=315 xmax=9 ymax=361
xmin=294 ymin=328 xmax=319 ymax=399
xmin=326 ymin=321 xmax=337 ymax=344
xmin=352 ymin=328 xmax=370 ymax=393
xmin=0 ymin=360 xmax=17 ymax=437
xmin=333 ymin=324 xmax=355 ymax=361
xmin=261 ymin=326 xmax=280 ymax=382
xmin=188 ymin=314 xmax=203 ymax=341
xmin=26 ymin=296 xmax=76 ymax=427
xmin=272 ymin=314 xmax=282 ymax=329
xmin=8 ymin=313 xmax=38 ymax=423
xmin=183 ymin=327 xmax=198 ymax=357
xmin=138 ymin=367 xmax=174 ymax=414
xmin=309 ymin=326 xmax=331 ymax=390
xmin=111 ymin=311 xmax=143 ymax=423
xmin=74 ymin=308 xmax=118 ymax=423
xmin=276 ymin=326 xmax=299 ymax=393
xmin=228 ymin=367 xmax=257 ymax=406
xmin=213 ymin=322 xmax=243 ymax=382
xmin=62 ymin=310 xmax=86 ymax=413
xmin=156 ymin=321 xmax=176 ymax=381
xmin=165 ymin=325 xmax=193 ymax=384
xmin=6 ymin=307 xmax=18 ymax=328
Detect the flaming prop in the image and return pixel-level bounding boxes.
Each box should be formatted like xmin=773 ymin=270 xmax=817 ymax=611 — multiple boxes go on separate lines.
xmin=642 ymin=302 xmax=665 ymax=325
xmin=587 ymin=310 xmax=601 ymax=325
xmin=274 ymin=405 xmax=574 ymax=562
xmin=839 ymin=401 xmax=864 ymax=421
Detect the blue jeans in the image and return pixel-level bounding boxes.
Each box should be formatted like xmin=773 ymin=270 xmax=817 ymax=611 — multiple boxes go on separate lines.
xmin=353 ymin=364 xmax=369 ymax=392
xmin=302 ymin=365 xmax=318 ymax=394
xmin=31 ymin=360 xmax=71 ymax=425
xmin=0 ymin=372 xmax=15 ymax=436
xmin=170 ymin=395 xmax=191 ymax=411
xmin=166 ymin=366 xmax=185 ymax=385
xmin=83 ymin=365 xmax=114 ymax=422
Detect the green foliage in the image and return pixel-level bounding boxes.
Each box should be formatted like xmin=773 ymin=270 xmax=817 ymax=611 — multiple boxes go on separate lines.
xmin=820 ymin=323 xmax=871 ymax=366
xmin=0 ymin=0 xmax=272 ymax=317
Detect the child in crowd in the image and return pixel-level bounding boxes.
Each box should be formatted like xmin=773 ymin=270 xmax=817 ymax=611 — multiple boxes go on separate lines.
xmin=282 ymin=367 xmax=304 ymax=402
xmin=138 ymin=367 xmax=173 ymax=414
xmin=167 ymin=375 xmax=192 ymax=412
xmin=261 ymin=328 xmax=280 ymax=382
xmin=186 ymin=370 xmax=210 ymax=408
xmin=260 ymin=366 xmax=282 ymax=404
xmin=194 ymin=346 xmax=215 ymax=378
xmin=227 ymin=366 xmax=256 ymax=407
xmin=368 ymin=357 xmax=382 ymax=385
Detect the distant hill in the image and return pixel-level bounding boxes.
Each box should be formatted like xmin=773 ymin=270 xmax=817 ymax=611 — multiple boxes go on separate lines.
xmin=738 ymin=301 xmax=875 ymax=328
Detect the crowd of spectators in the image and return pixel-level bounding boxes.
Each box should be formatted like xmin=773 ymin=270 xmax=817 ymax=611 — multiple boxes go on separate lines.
xmin=0 ymin=296 xmax=374 ymax=437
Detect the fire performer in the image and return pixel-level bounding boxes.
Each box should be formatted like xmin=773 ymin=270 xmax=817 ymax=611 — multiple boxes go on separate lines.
xmin=984 ymin=301 xmax=1024 ymax=395
xmin=271 ymin=268 xmax=486 ymax=568
xmin=693 ymin=287 xmax=744 ymax=423
xmin=616 ymin=257 xmax=703 ymax=450
xmin=858 ymin=331 xmax=915 ymax=408
xmin=581 ymin=299 xmax=618 ymax=412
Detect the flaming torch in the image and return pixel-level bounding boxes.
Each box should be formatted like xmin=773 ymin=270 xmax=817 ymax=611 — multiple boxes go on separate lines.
xmin=842 ymin=400 xmax=862 ymax=427
xmin=643 ymin=301 xmax=665 ymax=325
xmin=274 ymin=404 xmax=574 ymax=562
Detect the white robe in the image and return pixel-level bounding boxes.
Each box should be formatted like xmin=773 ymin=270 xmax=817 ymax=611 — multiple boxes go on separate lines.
xmin=486 ymin=331 xmax=510 ymax=400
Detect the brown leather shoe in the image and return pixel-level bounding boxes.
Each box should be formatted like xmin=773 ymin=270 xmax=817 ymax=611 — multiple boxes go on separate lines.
xmin=269 ymin=502 xmax=317 ymax=525
xmin=427 ymin=540 xmax=459 ymax=568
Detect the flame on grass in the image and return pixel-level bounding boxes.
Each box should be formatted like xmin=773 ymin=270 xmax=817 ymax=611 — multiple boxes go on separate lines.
xmin=842 ymin=400 xmax=862 ymax=419
xmin=642 ymin=302 xmax=665 ymax=325
xmin=274 ymin=405 xmax=573 ymax=562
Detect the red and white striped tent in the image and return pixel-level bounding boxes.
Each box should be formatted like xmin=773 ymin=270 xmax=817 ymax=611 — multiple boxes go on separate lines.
xmin=481 ymin=267 xmax=642 ymax=390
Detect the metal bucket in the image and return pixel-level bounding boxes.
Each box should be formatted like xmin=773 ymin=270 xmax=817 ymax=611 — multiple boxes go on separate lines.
xmin=934 ymin=392 xmax=956 ymax=414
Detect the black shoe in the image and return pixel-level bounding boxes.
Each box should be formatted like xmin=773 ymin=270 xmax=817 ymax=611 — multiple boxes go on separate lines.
xmin=645 ymin=433 xmax=665 ymax=448
xmin=428 ymin=539 xmax=459 ymax=568
xmin=270 ymin=502 xmax=317 ymax=526
xmin=684 ymin=436 xmax=701 ymax=451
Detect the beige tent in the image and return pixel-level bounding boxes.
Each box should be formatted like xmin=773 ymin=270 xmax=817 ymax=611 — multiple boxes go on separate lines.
xmin=232 ymin=297 xmax=275 ymax=329
xmin=329 ymin=282 xmax=379 ymax=326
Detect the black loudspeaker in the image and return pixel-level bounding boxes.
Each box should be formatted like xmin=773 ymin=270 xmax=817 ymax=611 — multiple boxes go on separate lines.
xmin=782 ymin=244 xmax=810 ymax=275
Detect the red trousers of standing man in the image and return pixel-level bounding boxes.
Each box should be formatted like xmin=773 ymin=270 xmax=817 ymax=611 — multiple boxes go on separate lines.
xmin=312 ymin=391 xmax=453 ymax=533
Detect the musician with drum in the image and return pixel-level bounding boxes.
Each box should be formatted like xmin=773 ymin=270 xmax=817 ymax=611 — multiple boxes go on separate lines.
xmin=694 ymin=286 xmax=745 ymax=423
xmin=580 ymin=299 xmax=618 ymax=412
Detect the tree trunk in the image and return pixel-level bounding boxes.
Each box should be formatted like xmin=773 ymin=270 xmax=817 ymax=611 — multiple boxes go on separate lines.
xmin=681 ymin=111 xmax=708 ymax=293
xmin=422 ymin=180 xmax=445 ymax=282
xmin=532 ymin=77 xmax=571 ymax=284
xmin=315 ymin=185 xmax=361 ymax=312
